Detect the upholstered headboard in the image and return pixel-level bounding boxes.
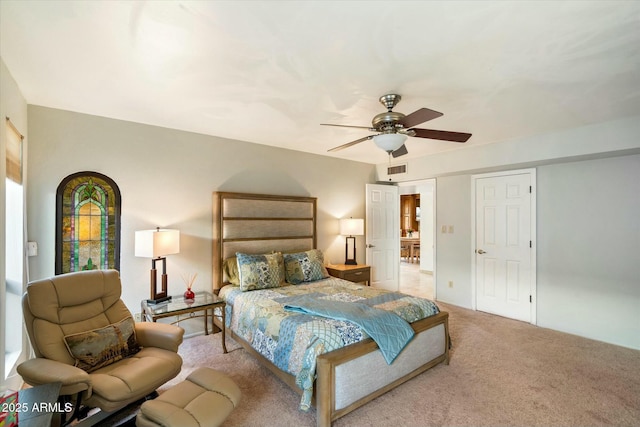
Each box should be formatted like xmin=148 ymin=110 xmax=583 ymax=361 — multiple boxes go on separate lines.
xmin=212 ymin=192 xmax=317 ymax=292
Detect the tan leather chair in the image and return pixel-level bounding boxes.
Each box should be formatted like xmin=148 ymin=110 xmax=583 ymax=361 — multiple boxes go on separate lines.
xmin=18 ymin=270 xmax=184 ymax=424
xmin=137 ymin=367 xmax=241 ymax=427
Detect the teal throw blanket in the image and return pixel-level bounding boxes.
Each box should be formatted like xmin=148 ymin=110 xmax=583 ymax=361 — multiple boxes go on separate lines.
xmin=283 ymin=295 xmax=414 ymax=364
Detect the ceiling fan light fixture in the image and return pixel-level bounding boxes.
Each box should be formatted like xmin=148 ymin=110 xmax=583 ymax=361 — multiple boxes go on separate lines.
xmin=324 ymin=94 xmax=470 ymax=156
xmin=373 ymin=133 xmax=407 ymax=153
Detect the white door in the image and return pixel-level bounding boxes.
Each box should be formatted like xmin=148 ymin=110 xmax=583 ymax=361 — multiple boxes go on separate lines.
xmin=366 ymin=184 xmax=399 ymax=291
xmin=474 ymin=170 xmax=535 ymax=323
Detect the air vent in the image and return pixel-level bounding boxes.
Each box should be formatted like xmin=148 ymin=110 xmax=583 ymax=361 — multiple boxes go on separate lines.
xmin=388 ymin=164 xmax=407 ymax=175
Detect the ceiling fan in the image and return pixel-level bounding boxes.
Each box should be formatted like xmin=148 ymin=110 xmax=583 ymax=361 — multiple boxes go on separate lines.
xmin=322 ymin=94 xmax=472 ymax=158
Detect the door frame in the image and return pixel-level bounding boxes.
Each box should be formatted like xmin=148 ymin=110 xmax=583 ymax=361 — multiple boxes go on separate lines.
xmin=470 ymin=168 xmax=537 ymax=325
xmin=398 ymin=179 xmax=437 ymax=300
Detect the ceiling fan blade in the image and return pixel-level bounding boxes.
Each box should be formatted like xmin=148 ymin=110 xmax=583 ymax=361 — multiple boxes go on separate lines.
xmin=398 ymin=108 xmax=443 ymax=128
xmin=411 ymin=128 xmax=472 ymax=143
xmin=321 ymin=123 xmax=373 ymax=130
xmin=327 ymin=135 xmax=374 ymax=152
xmin=391 ymin=144 xmax=408 ymax=158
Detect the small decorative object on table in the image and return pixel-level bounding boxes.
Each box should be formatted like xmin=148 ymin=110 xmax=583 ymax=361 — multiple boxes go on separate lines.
xmin=182 ymin=273 xmax=197 ymax=300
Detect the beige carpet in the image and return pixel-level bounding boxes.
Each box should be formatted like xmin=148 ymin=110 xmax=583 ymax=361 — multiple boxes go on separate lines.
xmin=162 ymin=303 xmax=640 ymax=426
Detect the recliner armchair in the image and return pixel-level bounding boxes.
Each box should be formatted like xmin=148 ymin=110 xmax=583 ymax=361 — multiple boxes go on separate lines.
xmin=18 ymin=269 xmax=184 ymax=423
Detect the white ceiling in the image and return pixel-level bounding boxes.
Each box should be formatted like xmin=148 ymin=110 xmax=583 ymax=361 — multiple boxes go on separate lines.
xmin=2 ymin=1 xmax=639 ymax=164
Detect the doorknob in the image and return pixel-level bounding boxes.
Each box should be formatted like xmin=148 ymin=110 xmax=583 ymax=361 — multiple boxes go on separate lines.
xmin=366 ymin=244 xmax=375 ymax=248
xmin=476 ymin=249 xmax=486 ymax=254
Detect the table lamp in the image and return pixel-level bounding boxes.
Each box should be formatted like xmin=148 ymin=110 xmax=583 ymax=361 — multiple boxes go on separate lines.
xmin=135 ymin=227 xmax=180 ymax=304
xmin=340 ymin=218 xmax=364 ymax=265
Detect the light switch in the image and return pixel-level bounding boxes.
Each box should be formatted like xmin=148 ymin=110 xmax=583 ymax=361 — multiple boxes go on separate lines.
xmin=27 ymin=241 xmax=38 ymax=257
xmin=448 ymin=225 xmax=454 ymax=233
xmin=441 ymin=225 xmax=447 ymax=234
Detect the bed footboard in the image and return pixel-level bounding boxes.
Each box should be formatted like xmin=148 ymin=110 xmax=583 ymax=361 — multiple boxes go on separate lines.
xmin=217 ymin=311 xmax=449 ymax=427
xmin=315 ymin=311 xmax=449 ymax=427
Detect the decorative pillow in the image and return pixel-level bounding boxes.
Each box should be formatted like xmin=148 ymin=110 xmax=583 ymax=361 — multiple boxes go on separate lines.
xmin=284 ymin=249 xmax=329 ymax=284
xmin=236 ymin=252 xmax=284 ymax=291
xmin=223 ymin=256 xmax=240 ymax=286
xmin=64 ymin=317 xmax=140 ymax=373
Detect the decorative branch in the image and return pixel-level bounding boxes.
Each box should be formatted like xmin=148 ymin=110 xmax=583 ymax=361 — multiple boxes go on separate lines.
xmin=181 ymin=273 xmax=197 ymax=290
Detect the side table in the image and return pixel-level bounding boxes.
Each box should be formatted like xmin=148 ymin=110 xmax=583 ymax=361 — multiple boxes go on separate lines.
xmin=326 ymin=264 xmax=371 ymax=286
xmin=141 ymin=291 xmax=227 ymax=353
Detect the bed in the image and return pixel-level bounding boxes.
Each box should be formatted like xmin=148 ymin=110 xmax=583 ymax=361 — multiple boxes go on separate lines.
xmin=212 ymin=191 xmax=449 ymax=427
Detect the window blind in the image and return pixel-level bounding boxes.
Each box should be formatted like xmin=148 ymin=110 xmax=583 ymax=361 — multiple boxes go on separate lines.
xmin=6 ymin=117 xmax=23 ymax=184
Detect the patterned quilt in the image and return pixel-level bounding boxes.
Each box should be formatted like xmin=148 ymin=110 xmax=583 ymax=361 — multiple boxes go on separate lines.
xmin=219 ymin=277 xmax=440 ymax=411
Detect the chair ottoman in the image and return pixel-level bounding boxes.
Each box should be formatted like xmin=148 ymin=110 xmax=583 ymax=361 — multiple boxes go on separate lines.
xmin=136 ymin=367 xmax=241 ymax=427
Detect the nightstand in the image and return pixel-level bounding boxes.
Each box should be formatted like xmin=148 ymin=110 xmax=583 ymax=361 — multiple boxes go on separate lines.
xmin=326 ymin=264 xmax=371 ymax=286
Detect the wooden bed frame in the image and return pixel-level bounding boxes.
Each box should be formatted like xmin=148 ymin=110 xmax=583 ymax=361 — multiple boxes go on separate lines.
xmin=212 ymin=191 xmax=449 ymax=427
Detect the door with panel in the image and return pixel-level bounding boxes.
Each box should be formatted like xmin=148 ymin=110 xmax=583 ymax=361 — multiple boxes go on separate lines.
xmin=366 ymin=184 xmax=399 ymax=291
xmin=475 ymin=172 xmax=534 ymax=323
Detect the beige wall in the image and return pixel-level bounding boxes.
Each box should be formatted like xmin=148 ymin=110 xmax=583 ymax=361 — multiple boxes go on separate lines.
xmin=536 ymin=154 xmax=640 ymax=349
xmin=27 ymin=106 xmax=375 ymax=316
xmin=430 ymin=156 xmax=640 ymax=350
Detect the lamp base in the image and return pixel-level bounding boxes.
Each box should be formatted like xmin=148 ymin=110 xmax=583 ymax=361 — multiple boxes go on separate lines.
xmin=147 ymin=295 xmax=172 ymax=305
xmin=344 ymin=236 xmax=358 ymax=266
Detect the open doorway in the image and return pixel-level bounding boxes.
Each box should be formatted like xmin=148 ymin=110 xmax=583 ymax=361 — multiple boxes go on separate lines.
xmin=398 ymin=179 xmax=436 ymax=300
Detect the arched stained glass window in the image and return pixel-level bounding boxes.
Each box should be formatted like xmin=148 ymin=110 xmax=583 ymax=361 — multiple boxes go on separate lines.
xmin=56 ymin=171 xmax=121 ymax=274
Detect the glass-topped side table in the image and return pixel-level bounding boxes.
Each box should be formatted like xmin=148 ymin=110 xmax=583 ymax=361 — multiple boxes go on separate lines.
xmin=141 ymin=291 xmax=227 ymax=353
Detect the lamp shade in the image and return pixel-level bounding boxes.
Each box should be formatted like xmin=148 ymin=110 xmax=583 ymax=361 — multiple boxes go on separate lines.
xmin=135 ymin=228 xmax=180 ymax=258
xmin=340 ymin=218 xmax=364 ymax=236
xmin=373 ymin=133 xmax=407 ymax=153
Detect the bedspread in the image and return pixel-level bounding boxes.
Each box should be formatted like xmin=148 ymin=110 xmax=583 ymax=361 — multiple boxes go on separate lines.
xmin=219 ymin=277 xmax=440 ymax=411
